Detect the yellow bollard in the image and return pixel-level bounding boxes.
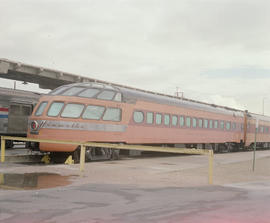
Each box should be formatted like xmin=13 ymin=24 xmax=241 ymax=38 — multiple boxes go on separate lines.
xmin=80 ymin=145 xmax=86 ymax=173
xmin=1 ymin=136 xmax=5 ymax=163
xmin=0 ymin=173 xmax=4 ymax=184
xmin=64 ymin=155 xmax=74 ymax=165
xmin=208 ymin=150 xmax=214 ymax=185
xmin=41 ymin=154 xmax=50 ymax=164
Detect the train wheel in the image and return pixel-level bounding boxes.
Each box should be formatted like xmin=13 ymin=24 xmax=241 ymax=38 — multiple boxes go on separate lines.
xmin=111 ymin=149 xmax=120 ymax=160
xmin=218 ymin=144 xmax=229 ymax=153
xmin=85 ymin=147 xmax=93 ymax=162
xmin=5 ymin=140 xmax=13 ymax=149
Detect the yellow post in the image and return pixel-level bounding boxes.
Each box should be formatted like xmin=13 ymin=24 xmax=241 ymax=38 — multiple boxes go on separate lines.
xmin=0 ymin=173 xmax=4 ymax=184
xmin=1 ymin=136 xmax=5 ymax=163
xmin=80 ymin=145 xmax=86 ymax=173
xmin=208 ymin=150 xmax=214 ymax=185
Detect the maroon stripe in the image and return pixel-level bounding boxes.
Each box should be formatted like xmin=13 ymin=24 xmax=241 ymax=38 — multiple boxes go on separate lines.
xmin=0 ymin=108 xmax=9 ymax=112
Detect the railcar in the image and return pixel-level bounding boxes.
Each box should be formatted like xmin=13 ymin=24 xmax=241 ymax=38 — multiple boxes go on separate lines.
xmin=0 ymin=87 xmax=40 ymax=148
xmin=27 ymin=82 xmax=270 ymax=160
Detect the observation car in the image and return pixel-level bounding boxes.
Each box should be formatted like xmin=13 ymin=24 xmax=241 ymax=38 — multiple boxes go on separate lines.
xmin=27 ymin=82 xmax=270 ymax=160
xmin=0 ymin=87 xmax=40 ymax=148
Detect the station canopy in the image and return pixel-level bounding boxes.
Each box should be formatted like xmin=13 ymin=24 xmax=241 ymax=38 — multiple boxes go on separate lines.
xmin=0 ymin=58 xmax=109 ymax=90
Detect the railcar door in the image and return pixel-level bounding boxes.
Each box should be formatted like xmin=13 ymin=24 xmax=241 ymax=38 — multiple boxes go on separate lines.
xmin=7 ymin=103 xmax=32 ymax=135
xmin=0 ymin=104 xmax=9 ymax=134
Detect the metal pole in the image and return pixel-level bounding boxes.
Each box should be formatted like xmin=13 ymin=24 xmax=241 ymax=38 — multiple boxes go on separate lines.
xmin=252 ymin=127 xmax=257 ymax=171
xmin=80 ymin=145 xmax=86 ymax=173
xmin=208 ymin=150 xmax=214 ymax=185
xmin=1 ymin=136 xmax=6 ymax=163
xmin=263 ymin=98 xmax=265 ymax=115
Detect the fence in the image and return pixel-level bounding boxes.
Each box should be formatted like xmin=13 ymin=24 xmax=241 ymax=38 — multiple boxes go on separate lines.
xmin=1 ymin=136 xmax=214 ymax=184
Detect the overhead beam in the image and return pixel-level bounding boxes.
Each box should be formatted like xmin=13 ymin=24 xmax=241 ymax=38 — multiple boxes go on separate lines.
xmin=0 ymin=59 xmax=100 ymax=90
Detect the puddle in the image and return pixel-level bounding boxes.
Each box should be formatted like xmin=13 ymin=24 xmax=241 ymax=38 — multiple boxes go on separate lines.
xmin=0 ymin=172 xmax=76 ymax=190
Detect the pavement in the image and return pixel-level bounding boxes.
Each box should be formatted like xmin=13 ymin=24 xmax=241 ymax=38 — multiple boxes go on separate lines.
xmin=1 ymin=150 xmax=270 ymax=223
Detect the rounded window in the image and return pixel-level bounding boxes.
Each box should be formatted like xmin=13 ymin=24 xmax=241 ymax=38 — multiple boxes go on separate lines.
xmin=133 ymin=111 xmax=144 ymax=123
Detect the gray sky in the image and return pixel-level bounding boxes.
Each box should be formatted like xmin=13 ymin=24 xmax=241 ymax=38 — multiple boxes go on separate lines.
xmin=0 ymin=0 xmax=270 ymax=114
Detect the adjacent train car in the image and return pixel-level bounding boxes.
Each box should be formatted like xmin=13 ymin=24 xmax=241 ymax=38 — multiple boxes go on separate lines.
xmin=0 ymin=87 xmax=40 ymax=148
xmin=27 ymin=82 xmax=270 ymax=160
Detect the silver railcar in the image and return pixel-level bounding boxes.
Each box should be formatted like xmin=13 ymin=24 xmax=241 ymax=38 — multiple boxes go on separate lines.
xmin=0 ymin=87 xmax=40 ymax=148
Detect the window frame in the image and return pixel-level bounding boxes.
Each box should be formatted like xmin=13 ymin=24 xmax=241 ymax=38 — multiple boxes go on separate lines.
xmin=179 ymin=115 xmax=185 ymax=127
xmin=155 ymin=113 xmax=162 ymax=125
xmin=96 ymin=90 xmax=116 ymax=101
xmin=35 ymin=101 xmax=48 ymax=116
xmin=78 ymin=88 xmax=101 ymax=99
xmin=172 ymin=115 xmax=178 ymax=126
xmin=82 ymin=105 xmax=105 ymax=120
xmin=102 ymin=107 xmax=122 ymax=122
xmin=192 ymin=117 xmax=197 ymax=128
xmin=133 ymin=111 xmax=144 ymax=124
xmin=209 ymin=120 xmax=213 ymax=129
xmin=146 ymin=112 xmax=154 ymax=124
xmin=60 ymin=103 xmax=85 ymax=119
xmin=47 ymin=101 xmax=65 ymax=117
xmin=61 ymin=87 xmax=86 ymax=96
xmin=186 ymin=116 xmax=191 ymax=128
xmin=220 ymin=121 xmax=225 ymax=130
xmin=198 ymin=119 xmax=203 ymax=128
xmin=164 ymin=114 xmax=170 ymax=126
xmin=204 ymin=119 xmax=208 ymax=128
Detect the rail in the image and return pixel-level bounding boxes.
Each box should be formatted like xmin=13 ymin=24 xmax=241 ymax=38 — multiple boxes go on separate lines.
xmin=0 ymin=136 xmax=214 ymax=184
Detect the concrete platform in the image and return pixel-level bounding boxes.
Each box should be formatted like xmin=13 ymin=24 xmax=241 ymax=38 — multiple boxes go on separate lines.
xmin=1 ymin=150 xmax=270 ymax=222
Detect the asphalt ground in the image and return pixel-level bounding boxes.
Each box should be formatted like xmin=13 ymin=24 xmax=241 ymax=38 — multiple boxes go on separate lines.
xmin=1 ymin=150 xmax=270 ymax=223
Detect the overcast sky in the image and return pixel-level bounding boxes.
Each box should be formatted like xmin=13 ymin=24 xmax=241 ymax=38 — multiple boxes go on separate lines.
xmin=0 ymin=0 xmax=270 ymax=114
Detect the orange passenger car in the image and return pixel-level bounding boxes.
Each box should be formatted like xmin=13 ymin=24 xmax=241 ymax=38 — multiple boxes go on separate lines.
xmin=28 ymin=82 xmax=270 ymax=160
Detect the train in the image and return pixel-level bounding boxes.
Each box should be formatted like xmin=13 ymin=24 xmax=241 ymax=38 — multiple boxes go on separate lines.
xmin=0 ymin=87 xmax=40 ymax=148
xmin=27 ymin=81 xmax=270 ymax=161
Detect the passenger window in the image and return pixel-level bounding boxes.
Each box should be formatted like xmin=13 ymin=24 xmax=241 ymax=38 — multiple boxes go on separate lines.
xmin=103 ymin=108 xmax=121 ymax=121
xmin=82 ymin=105 xmax=105 ymax=120
xmin=47 ymin=102 xmax=64 ymax=117
xmin=220 ymin=121 xmax=224 ymax=130
xmin=156 ymin=113 xmax=162 ymax=125
xmin=134 ymin=111 xmax=144 ymax=123
xmin=214 ymin=120 xmax=219 ymax=129
xmin=204 ymin=119 xmax=208 ymax=128
xmin=179 ymin=116 xmax=185 ymax=127
xmin=146 ymin=112 xmax=154 ymax=124
xmin=226 ymin=122 xmax=231 ymax=130
xmin=97 ymin=90 xmax=115 ymax=100
xmin=209 ymin=120 xmax=213 ymax=129
xmin=91 ymin=83 xmax=104 ymax=88
xmin=22 ymin=106 xmax=31 ymax=115
xmin=198 ymin=119 xmax=203 ymax=128
xmin=192 ymin=118 xmax=197 ymax=128
xmin=186 ymin=117 xmax=191 ymax=127
xmin=35 ymin=102 xmax=48 ymax=116
xmin=78 ymin=89 xmax=100 ymax=98
xmin=114 ymin=92 xmax=122 ymax=102
xmin=61 ymin=104 xmax=84 ymax=118
xmin=164 ymin=114 xmax=170 ymax=126
xmin=62 ymin=87 xmax=85 ymax=96
xmin=266 ymin=127 xmax=269 ymax=133
xmin=172 ymin=115 xmax=178 ymax=126
xmin=232 ymin=122 xmax=236 ymax=130
xmin=50 ymin=86 xmax=69 ymax=95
